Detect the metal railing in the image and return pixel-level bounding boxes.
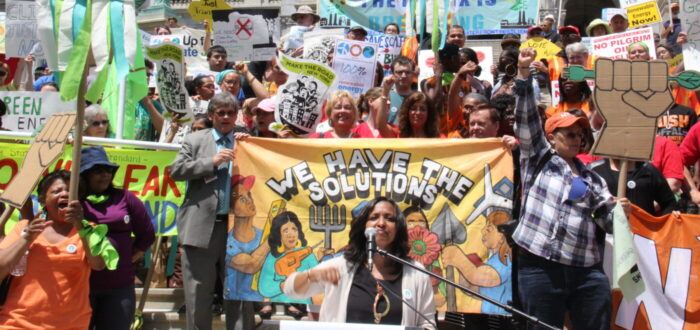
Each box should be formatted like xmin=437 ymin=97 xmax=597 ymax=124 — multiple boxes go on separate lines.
xmin=0 ymin=131 xmax=182 ymax=151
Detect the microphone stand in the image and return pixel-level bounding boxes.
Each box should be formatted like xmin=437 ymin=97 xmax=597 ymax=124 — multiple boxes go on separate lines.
xmin=373 ymin=247 xmax=560 ymax=330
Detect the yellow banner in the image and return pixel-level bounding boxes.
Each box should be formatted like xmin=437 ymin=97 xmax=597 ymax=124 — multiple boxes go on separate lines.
xmin=0 ymin=143 xmax=184 ymax=235
xmin=225 ymin=138 xmax=515 ymax=315
xmin=626 ymin=1 xmax=662 ymax=28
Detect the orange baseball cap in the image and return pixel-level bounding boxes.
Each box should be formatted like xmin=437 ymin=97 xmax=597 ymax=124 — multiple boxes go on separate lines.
xmin=544 ymin=112 xmax=590 ymax=135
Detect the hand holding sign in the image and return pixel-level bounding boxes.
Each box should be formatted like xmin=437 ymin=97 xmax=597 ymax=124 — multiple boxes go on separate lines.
xmin=592 ymin=58 xmax=674 ymax=160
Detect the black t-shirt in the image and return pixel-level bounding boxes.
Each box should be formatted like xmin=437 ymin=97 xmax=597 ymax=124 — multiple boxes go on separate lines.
xmin=657 ymin=104 xmax=697 ymax=145
xmin=346 ymin=265 xmax=403 ymax=325
xmin=589 ymin=159 xmax=676 ymax=215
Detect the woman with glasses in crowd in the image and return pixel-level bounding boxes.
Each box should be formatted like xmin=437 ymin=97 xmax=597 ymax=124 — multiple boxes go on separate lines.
xmin=79 ymin=146 xmax=155 ymax=330
xmin=84 ymin=104 xmax=113 ymax=138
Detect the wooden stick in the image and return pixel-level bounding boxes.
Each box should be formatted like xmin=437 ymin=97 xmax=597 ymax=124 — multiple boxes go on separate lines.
xmin=617 ymin=160 xmax=629 ymax=199
xmin=69 ymin=61 xmax=90 ymax=201
xmin=137 ymin=236 xmax=164 ymax=313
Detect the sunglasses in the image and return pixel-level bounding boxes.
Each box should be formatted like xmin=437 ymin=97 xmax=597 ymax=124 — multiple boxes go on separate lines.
xmin=214 ymin=110 xmax=237 ymax=118
xmin=91 ymin=120 xmax=109 ymax=127
xmin=87 ymin=164 xmax=115 ymax=174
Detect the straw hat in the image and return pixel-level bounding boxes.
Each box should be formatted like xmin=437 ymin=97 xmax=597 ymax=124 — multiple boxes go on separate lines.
xmin=291 ymin=6 xmax=320 ymax=24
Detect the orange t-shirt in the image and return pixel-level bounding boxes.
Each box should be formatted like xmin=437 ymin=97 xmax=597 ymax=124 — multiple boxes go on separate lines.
xmin=673 ymin=86 xmax=700 ymax=115
xmin=0 ymin=220 xmax=92 ymax=329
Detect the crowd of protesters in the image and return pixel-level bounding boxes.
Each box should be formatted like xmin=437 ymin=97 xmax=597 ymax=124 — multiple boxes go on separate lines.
xmin=0 ymin=2 xmax=699 ymax=329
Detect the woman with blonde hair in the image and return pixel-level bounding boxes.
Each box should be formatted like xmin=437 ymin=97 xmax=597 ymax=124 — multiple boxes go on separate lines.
xmin=309 ymin=90 xmax=360 ymax=138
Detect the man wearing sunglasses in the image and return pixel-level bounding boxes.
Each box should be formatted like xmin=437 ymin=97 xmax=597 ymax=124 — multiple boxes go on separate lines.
xmin=170 ymin=91 xmax=252 ymax=330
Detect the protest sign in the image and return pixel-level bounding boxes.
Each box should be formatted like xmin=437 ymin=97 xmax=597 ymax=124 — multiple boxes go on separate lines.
xmin=145 ymin=43 xmax=191 ymax=116
xmin=590 ymin=27 xmax=657 ymax=60
xmin=592 ymin=58 xmax=673 ymax=161
xmin=5 ymin=0 xmax=43 ymax=58
xmin=318 ymin=0 xmax=535 ymax=35
xmin=366 ymin=32 xmax=406 ymax=77
xmin=625 ymin=1 xmax=662 ymax=28
xmin=610 ymin=206 xmax=700 ymax=329
xmin=602 ymin=8 xmax=628 ymax=22
xmin=161 ymin=27 xmax=211 ymax=75
xmin=283 ymin=26 xmax=312 ymax=52
xmin=0 ymin=113 xmax=74 ymax=209
xmin=418 ymin=50 xmax=436 ymax=90
xmin=0 ymin=91 xmax=76 ymax=132
xmin=275 ymin=54 xmax=337 ymax=136
xmin=520 ymin=37 xmax=562 ymax=60
xmin=679 ymin=0 xmax=700 ymax=71
xmin=212 ymin=9 xmax=279 ymax=62
xmin=188 ymin=0 xmax=231 ymax=32
xmin=225 ymin=137 xmax=514 ymax=315
xmin=331 ymin=39 xmax=378 ymax=98
xmin=303 ymin=28 xmax=345 ymax=64
xmin=619 ymin=0 xmax=647 ymax=7
xmin=0 ymin=143 xmax=185 ymax=235
xmin=472 ymin=46 xmax=494 ymax=87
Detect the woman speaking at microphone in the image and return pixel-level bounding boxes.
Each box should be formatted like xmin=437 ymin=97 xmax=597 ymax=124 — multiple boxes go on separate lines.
xmin=282 ymin=197 xmax=436 ymax=329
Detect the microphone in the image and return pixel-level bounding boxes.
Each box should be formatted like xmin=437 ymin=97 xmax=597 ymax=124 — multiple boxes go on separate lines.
xmin=365 ymin=227 xmax=377 ymax=271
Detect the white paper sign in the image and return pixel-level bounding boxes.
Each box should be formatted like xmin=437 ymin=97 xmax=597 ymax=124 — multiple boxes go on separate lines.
xmin=472 ymin=46 xmax=494 ymax=87
xmin=602 ymin=8 xmax=628 ymax=22
xmin=332 ymin=39 xmax=378 ymax=98
xmin=212 ymin=9 xmax=280 ymax=62
xmin=303 ymin=28 xmax=345 ymax=64
xmin=0 ymin=91 xmax=76 ymax=132
xmin=590 ymin=27 xmax=657 ymax=60
xmin=5 ymin=0 xmax=43 ymax=58
xmin=170 ymin=27 xmax=213 ymax=75
xmin=365 ymin=32 xmax=406 ymax=78
xmin=679 ymin=0 xmax=700 ymax=71
xmin=417 ymin=50 xmax=436 ymax=91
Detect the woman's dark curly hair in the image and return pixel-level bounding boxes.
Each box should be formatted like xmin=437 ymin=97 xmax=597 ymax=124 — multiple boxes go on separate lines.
xmin=558 ymin=76 xmax=592 ymax=104
xmin=37 ymin=170 xmax=71 ymax=206
xmin=398 ymin=92 xmax=439 ymax=138
xmin=268 ymin=211 xmax=307 ymax=258
xmin=344 ymin=197 xmax=410 ymax=265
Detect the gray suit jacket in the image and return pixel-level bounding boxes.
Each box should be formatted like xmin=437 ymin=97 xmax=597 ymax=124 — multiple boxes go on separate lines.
xmin=170 ymin=128 xmax=221 ymax=248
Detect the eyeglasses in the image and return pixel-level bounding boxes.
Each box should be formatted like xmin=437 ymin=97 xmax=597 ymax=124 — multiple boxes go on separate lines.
xmin=214 ymin=110 xmax=237 ymax=118
xmin=91 ymin=120 xmax=109 ymax=127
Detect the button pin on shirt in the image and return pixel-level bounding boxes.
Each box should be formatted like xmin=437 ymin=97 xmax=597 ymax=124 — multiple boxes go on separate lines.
xmin=627 ymin=180 xmax=636 ymax=189
xmin=124 ymin=215 xmax=131 ymax=224
xmin=67 ymin=244 xmax=78 ymax=254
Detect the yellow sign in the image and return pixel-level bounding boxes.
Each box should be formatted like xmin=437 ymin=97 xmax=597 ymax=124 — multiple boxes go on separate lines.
xmin=520 ymin=37 xmax=562 ymax=60
xmin=224 ymin=138 xmax=515 ymax=314
xmin=187 ymin=0 xmax=231 ymax=31
xmin=626 ymin=1 xmax=661 ymax=28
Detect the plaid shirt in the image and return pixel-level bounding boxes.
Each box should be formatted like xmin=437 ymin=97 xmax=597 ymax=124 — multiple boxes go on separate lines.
xmin=512 ymin=76 xmax=614 ymax=267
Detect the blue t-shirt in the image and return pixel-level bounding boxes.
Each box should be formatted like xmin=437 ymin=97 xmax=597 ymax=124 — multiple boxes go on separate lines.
xmin=480 ymin=253 xmax=511 ymax=315
xmin=225 ymin=227 xmax=264 ymax=301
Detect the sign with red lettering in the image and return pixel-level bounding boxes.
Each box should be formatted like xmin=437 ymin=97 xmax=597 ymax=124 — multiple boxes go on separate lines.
xmin=590 ymin=27 xmax=657 ymax=60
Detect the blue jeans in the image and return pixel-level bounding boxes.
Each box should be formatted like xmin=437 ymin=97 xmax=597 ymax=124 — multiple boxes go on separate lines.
xmin=517 ymin=250 xmax=611 ymax=330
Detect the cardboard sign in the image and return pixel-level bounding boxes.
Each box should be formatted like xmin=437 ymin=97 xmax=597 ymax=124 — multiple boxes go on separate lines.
xmin=626 ymin=1 xmax=662 ymax=28
xmin=0 ymin=113 xmax=75 ymax=208
xmin=680 ymin=0 xmax=700 ymax=72
xmin=365 ymin=32 xmax=406 ymax=78
xmin=520 ymin=37 xmax=562 ymax=60
xmin=590 ymin=27 xmax=657 ymax=60
xmin=275 ymin=54 xmax=337 ymax=136
xmin=302 ymin=28 xmax=345 ymax=64
xmin=187 ymin=0 xmax=231 ymax=32
xmin=0 ymin=91 xmax=76 ymax=132
xmin=592 ymin=59 xmax=674 ymax=161
xmin=212 ymin=9 xmax=279 ymax=62
xmin=5 ymin=0 xmax=43 ymax=58
xmin=331 ymin=39 xmax=378 ymax=98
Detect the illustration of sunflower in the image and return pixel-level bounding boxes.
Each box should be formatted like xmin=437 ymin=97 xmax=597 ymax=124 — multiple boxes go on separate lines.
xmin=408 ymin=227 xmax=441 ymax=266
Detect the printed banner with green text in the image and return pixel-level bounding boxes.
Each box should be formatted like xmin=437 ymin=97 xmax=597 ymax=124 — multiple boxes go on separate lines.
xmin=0 ymin=143 xmax=184 ymax=235
xmin=225 ymin=138 xmax=514 ymax=314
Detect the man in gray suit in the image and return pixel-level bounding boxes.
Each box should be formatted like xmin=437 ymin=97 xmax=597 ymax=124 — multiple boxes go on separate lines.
xmin=170 ymin=91 xmax=253 ymax=329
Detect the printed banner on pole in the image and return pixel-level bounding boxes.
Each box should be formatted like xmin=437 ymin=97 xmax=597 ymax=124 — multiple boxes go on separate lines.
xmin=5 ymin=0 xmax=43 ymax=58
xmin=625 ymin=1 xmax=662 ymax=28
xmin=611 ymin=206 xmax=700 ymax=329
xmin=224 ymin=137 xmax=515 ymax=315
xmin=0 ymin=91 xmax=76 ymax=132
xmin=318 ymin=0 xmax=536 ymax=35
xmin=275 ymin=54 xmax=337 ymax=136
xmin=366 ymin=32 xmax=406 ymax=78
xmin=331 ymin=39 xmax=378 ymax=98
xmin=679 ymin=0 xmax=700 ymax=71
xmin=590 ymin=27 xmax=657 ymax=60
xmin=0 ymin=143 xmax=184 ymax=235
xmin=212 ymin=9 xmax=280 ymax=62
xmin=302 ymin=28 xmax=345 ymax=64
